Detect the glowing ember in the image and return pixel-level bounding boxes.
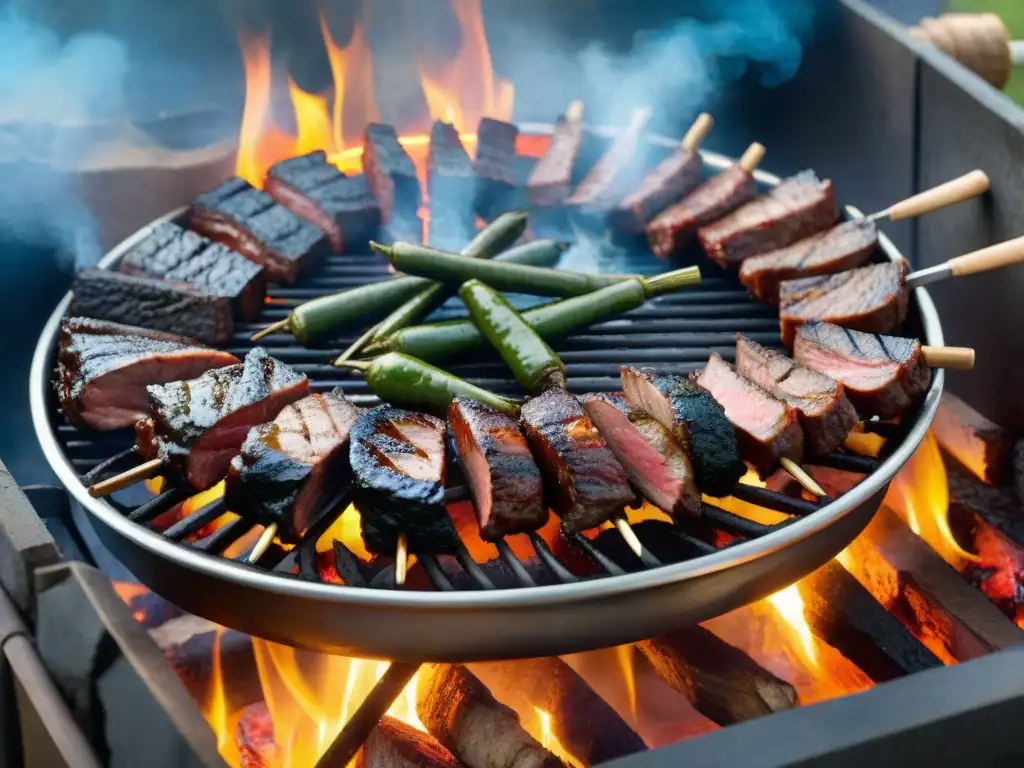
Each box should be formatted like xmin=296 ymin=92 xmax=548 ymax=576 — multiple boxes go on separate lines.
xmin=767 ymin=585 xmax=817 ymax=668
xmin=534 ymin=708 xmax=586 ymax=768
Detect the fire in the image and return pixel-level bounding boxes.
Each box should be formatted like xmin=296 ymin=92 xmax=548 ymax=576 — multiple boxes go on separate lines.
xmin=288 ymin=78 xmax=333 ymax=158
xmin=320 ymin=15 xmax=378 ymax=153
xmin=767 ymin=586 xmax=817 ymax=667
xmin=207 ymin=628 xmax=230 ymax=752
xmin=534 ymin=708 xmax=586 ymax=768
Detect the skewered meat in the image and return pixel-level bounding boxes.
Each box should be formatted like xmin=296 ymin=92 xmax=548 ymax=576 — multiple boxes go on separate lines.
xmin=519 ymin=388 xmax=634 ymax=532
xmin=225 ymin=390 xmax=361 ymax=541
xmin=738 ymin=220 xmax=878 ymax=305
xmin=474 ymin=117 xmax=520 ymax=221
xmin=695 ymin=353 xmax=805 ymax=476
xmin=56 ymin=318 xmax=239 ymax=432
xmin=525 ymin=111 xmax=583 ymax=207
xmin=582 ymin=393 xmax=701 ymax=518
xmin=778 ymin=261 xmax=908 ymax=346
xmin=69 ymin=269 xmax=233 ymax=346
xmin=358 ymin=716 xmax=460 ymax=768
xmin=119 ymin=221 xmax=267 ymax=320
xmin=350 ymin=406 xmax=455 ymax=555
xmin=735 ymin=335 xmax=858 ymax=456
xmin=428 ymin=121 xmax=476 ymax=249
xmin=566 ymin=115 xmax=649 ymax=216
xmin=698 ymin=171 xmax=838 ymax=268
xmin=363 ymin=123 xmax=422 ymax=222
xmin=611 ymin=146 xmax=703 ymax=234
xmin=265 ymin=151 xmax=382 ymax=252
xmin=190 ymin=177 xmax=329 ymax=283
xmin=135 ymin=348 xmax=309 ymax=491
xmin=793 ymin=322 xmax=931 ymax=419
xmin=447 ymin=396 xmax=547 ymax=541
xmin=621 ymin=367 xmax=745 ymax=496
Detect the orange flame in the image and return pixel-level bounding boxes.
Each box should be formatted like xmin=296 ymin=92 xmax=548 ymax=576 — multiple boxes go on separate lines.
xmin=534 ymin=708 xmax=586 ymax=768
xmin=289 ymin=78 xmax=333 ymax=158
xmin=767 ymin=585 xmax=817 ymax=668
xmin=320 ymin=15 xmax=378 ymax=152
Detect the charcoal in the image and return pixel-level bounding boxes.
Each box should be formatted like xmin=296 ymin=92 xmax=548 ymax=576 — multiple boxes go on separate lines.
xmin=474 ymin=117 xmax=520 ymax=221
xmin=363 ymin=123 xmax=422 ymax=221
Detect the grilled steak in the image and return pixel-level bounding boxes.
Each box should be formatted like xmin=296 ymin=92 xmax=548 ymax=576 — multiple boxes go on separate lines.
xmin=582 ymin=393 xmax=701 ymax=518
xmin=359 ymin=716 xmax=460 ymax=768
xmin=448 ymin=396 xmax=547 ymax=541
xmin=738 ymin=220 xmax=878 ymax=305
xmin=362 ymin=123 xmax=422 ymax=222
xmin=695 ymin=353 xmax=805 ymax=476
xmin=645 ymin=165 xmax=757 ymax=260
xmin=69 ymin=269 xmax=233 ymax=346
xmin=735 ymin=335 xmax=858 ymax=456
xmin=566 ymin=116 xmax=647 ymax=216
xmin=794 ymin=322 xmax=931 ymax=419
xmin=474 ymin=117 xmax=520 ymax=221
xmin=519 ymin=388 xmax=634 ymax=532
xmin=428 ymin=121 xmax=475 ymax=242
xmin=265 ymin=151 xmax=381 ymax=252
xmin=135 ymin=347 xmax=309 ymax=491
xmin=610 ymin=147 xmax=703 ymax=234
xmin=778 ymin=261 xmax=908 ymax=346
xmin=350 ymin=406 xmax=455 ymax=555
xmin=190 ymin=177 xmax=329 ymax=283
xmin=526 ymin=111 xmax=582 ymax=207
xmin=225 ymin=390 xmax=361 ymax=541
xmin=698 ymin=171 xmax=839 ymax=268
xmin=56 ymin=318 xmax=238 ymax=431
xmin=621 ymin=366 xmax=745 ymax=496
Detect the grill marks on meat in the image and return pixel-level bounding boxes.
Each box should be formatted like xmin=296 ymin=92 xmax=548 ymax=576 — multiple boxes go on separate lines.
xmin=358 ymin=716 xmax=460 ymax=768
xmin=136 ymin=348 xmax=309 ymax=491
xmin=56 ymin=318 xmax=238 ymax=432
xmin=611 ymin=148 xmax=703 ymax=234
xmin=190 ymin=177 xmax=328 ymax=283
xmin=695 ymin=353 xmax=805 ymax=476
xmin=583 ymin=393 xmax=701 ymax=518
xmin=350 ymin=406 xmax=455 ymax=555
xmin=519 ymin=388 xmax=634 ymax=532
xmin=265 ymin=151 xmax=381 ymax=252
xmin=621 ymin=367 xmax=745 ymax=496
xmin=735 ymin=335 xmax=858 ymax=456
xmin=778 ymin=261 xmax=908 ymax=347
xmin=738 ymin=220 xmax=878 ymax=305
xmin=225 ymin=390 xmax=361 ymax=540
xmin=698 ymin=171 xmax=839 ymax=268
xmin=474 ymin=117 xmax=520 ymax=221
xmin=363 ymin=123 xmax=422 ymax=222
xmin=428 ymin=121 xmax=475 ymax=250
xmin=69 ymin=269 xmax=234 ymax=346
xmin=794 ymin=322 xmax=931 ymax=419
xmin=448 ymin=396 xmax=547 ymax=541
xmin=526 ymin=112 xmax=582 ymax=207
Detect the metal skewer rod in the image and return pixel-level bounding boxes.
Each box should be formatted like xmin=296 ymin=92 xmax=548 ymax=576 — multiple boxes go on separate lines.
xmin=907 ymin=234 xmax=1024 ymax=289
xmin=864 ymin=170 xmax=990 ymax=223
xmin=248 ymin=523 xmax=278 ymax=564
xmin=87 ymin=458 xmax=164 ymax=498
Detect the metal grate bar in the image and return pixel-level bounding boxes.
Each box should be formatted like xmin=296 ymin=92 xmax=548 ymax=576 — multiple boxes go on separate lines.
xmin=163 ymin=498 xmax=227 ymax=542
xmin=128 ymin=487 xmax=189 ymax=524
xmin=496 ymin=540 xmax=537 ymax=587
xmin=566 ymin=532 xmax=628 ymax=577
xmin=419 ymin=554 xmax=455 ymax=591
xmin=193 ymin=518 xmax=253 ymax=554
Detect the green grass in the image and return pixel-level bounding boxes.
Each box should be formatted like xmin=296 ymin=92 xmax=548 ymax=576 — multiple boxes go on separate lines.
xmin=947 ymin=0 xmax=1024 ymax=104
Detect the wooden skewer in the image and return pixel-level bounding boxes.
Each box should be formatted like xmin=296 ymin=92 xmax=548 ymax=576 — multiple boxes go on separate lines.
xmin=395 ymin=533 xmax=409 ymax=586
xmin=865 ymin=170 xmax=990 ymax=223
xmin=779 ymin=458 xmax=828 ymax=498
xmin=251 ymin=317 xmax=290 ymax=342
xmin=248 ymin=523 xmax=278 ymax=564
xmin=921 ymin=346 xmax=975 ymax=370
xmin=613 ymin=514 xmax=645 ymax=558
xmin=737 ymin=142 xmax=766 ymax=174
xmin=335 ymin=322 xmax=382 ymax=366
xmin=566 ymin=99 xmax=584 ymax=123
xmin=680 ymin=112 xmax=714 ymax=153
xmin=88 ymin=458 xmax=164 ymax=498
xmin=908 ymin=234 xmax=1024 ymax=289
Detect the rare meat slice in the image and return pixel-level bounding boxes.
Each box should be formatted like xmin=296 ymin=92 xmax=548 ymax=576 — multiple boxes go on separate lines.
xmin=582 ymin=393 xmax=701 ymax=518
xmin=363 ymin=123 xmax=422 ymax=223
xmin=448 ymin=396 xmax=547 ymax=541
xmin=358 ymin=716 xmax=460 ymax=768
xmin=56 ymin=318 xmax=239 ymax=432
xmin=526 ymin=108 xmax=583 ymax=207
xmin=735 ymin=335 xmax=858 ymax=456
xmin=265 ymin=151 xmax=381 ymax=252
xmin=645 ymin=165 xmax=757 ymax=260
xmin=794 ymin=322 xmax=931 ymax=419
xmin=350 ymin=406 xmax=455 ymax=555
xmin=69 ymin=269 xmax=233 ymax=346
xmin=695 ymin=353 xmax=805 ymax=477
xmin=135 ymin=347 xmax=309 ymax=491
xmin=610 ymin=147 xmax=703 ymax=234
xmin=698 ymin=171 xmax=839 ymax=268
xmin=473 ymin=117 xmax=520 ymax=221
xmin=190 ymin=177 xmax=329 ymax=283
xmin=519 ymin=388 xmax=634 ymax=532
xmin=118 ymin=220 xmax=266 ymax=320
xmin=621 ymin=367 xmax=745 ymax=496
xmin=225 ymin=389 xmax=361 ymax=541
xmin=738 ymin=220 xmax=878 ymax=305
xmin=566 ymin=110 xmax=649 ymax=216
xmin=778 ymin=261 xmax=908 ymax=347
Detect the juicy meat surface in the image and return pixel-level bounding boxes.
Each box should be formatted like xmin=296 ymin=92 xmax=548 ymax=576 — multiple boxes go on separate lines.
xmin=447 ymin=396 xmax=547 ymax=541
xmin=473 ymin=117 xmax=520 ymax=221
xmin=350 ymin=406 xmax=455 ymax=555
xmin=698 ymin=171 xmax=838 ymax=268
xmin=136 ymin=347 xmax=309 ymax=491
xmin=794 ymin=321 xmax=931 ymax=419
xmin=611 ymin=148 xmax=703 ymax=234
xmin=358 ymin=716 xmax=460 ymax=768
xmin=526 ymin=112 xmax=583 ymax=207
xmin=778 ymin=261 xmax=908 ymax=347
xmin=56 ymin=317 xmax=238 ymax=432
xmin=621 ymin=366 xmax=745 ymax=496
xmin=362 ymin=123 xmax=422 ymax=222
xmin=582 ymin=392 xmax=701 ymax=518
xmin=695 ymin=353 xmax=805 ymax=476
xmin=735 ymin=335 xmax=858 ymax=456
xmin=69 ymin=269 xmax=233 ymax=346
xmin=566 ymin=117 xmax=647 ymax=215
xmin=738 ymin=220 xmax=878 ymax=305
xmin=519 ymin=388 xmax=634 ymax=532
xmin=225 ymin=389 xmax=361 ymax=540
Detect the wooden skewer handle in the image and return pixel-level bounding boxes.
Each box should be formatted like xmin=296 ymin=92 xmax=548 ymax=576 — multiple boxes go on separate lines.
xmin=738 ymin=142 xmax=766 ymax=173
xmin=88 ymin=458 xmax=164 ymax=498
xmin=921 ymin=346 xmax=975 ymax=370
xmin=947 ymin=234 xmax=1024 ymax=277
xmin=887 ymin=170 xmax=990 ymax=222
xmin=681 ymin=112 xmax=714 ymax=152
xmin=566 ymin=100 xmax=584 ymax=123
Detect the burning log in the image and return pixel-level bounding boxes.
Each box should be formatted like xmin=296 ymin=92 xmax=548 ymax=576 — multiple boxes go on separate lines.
xmin=236 ymin=702 xmax=278 ymax=768
xmin=1014 ymin=439 xmax=1024 ymax=508
xmin=357 ymin=716 xmax=460 ymax=768
xmin=947 ymin=463 xmax=1024 ymax=551
xmin=932 ymin=392 xmax=1011 ymax=484
xmin=473 ymin=118 xmax=520 ymax=222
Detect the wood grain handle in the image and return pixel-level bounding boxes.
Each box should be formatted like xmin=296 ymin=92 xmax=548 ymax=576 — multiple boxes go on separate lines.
xmin=681 ymin=112 xmax=714 ymax=152
xmin=887 ymin=170 xmax=990 ymax=221
xmin=738 ymin=142 xmax=766 ymax=173
xmin=566 ymin=100 xmax=584 ymax=123
xmin=947 ymin=234 xmax=1024 ymax=277
xmin=921 ymin=346 xmax=975 ymax=370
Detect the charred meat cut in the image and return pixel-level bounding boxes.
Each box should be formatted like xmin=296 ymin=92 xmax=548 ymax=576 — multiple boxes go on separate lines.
xmin=350 ymin=406 xmax=455 ymax=555
xmin=582 ymin=393 xmax=701 ymax=518
xmin=566 ymin=116 xmax=648 ymax=216
xmin=363 ymin=123 xmax=422 ymax=222
xmin=519 ymin=388 xmax=634 ymax=532
xmin=735 ymin=335 xmax=858 ymax=456
xmin=610 ymin=147 xmax=703 ymax=234
xmin=794 ymin=322 xmax=931 ymax=419
xmin=621 ymin=366 xmax=745 ymax=496
xmin=428 ymin=121 xmax=475 ymax=242
xmin=358 ymin=716 xmax=460 ymax=768
xmin=448 ymin=396 xmax=547 ymax=541
xmin=525 ymin=111 xmax=582 ymax=207
xmin=225 ymin=390 xmax=361 ymax=541
xmin=474 ymin=117 xmax=520 ymax=221
xmin=69 ymin=269 xmax=233 ymax=346
xmin=190 ymin=177 xmax=329 ymax=283
xmin=136 ymin=348 xmax=309 ymax=491
xmin=56 ymin=318 xmax=238 ymax=432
